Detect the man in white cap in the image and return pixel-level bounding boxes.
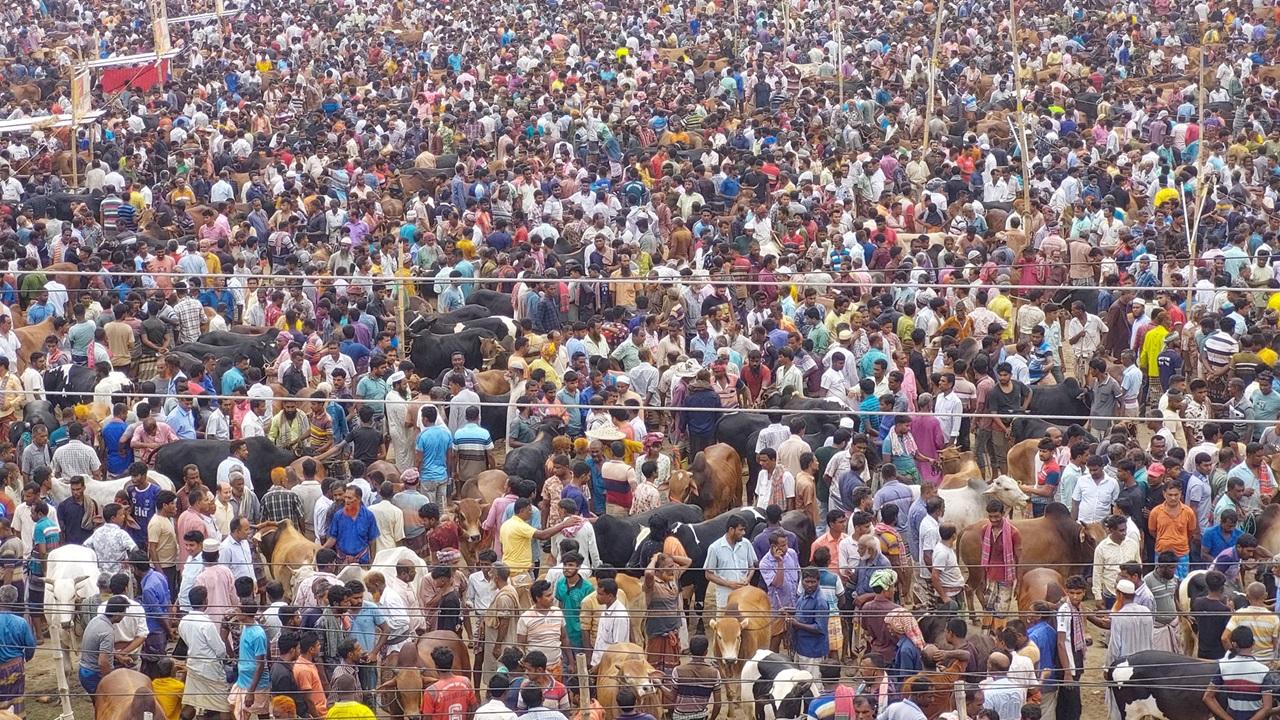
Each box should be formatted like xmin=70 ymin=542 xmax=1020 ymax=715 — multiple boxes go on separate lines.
xmin=1101 ymin=578 xmax=1153 ymax=668
xmin=385 ymin=370 xmax=415 ymax=470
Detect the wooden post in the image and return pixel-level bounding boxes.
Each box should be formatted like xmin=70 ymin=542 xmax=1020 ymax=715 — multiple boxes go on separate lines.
xmin=833 ymin=2 xmax=843 ymax=106
xmin=922 ymin=4 xmax=945 ymax=148
xmin=576 ymin=653 xmax=591 ymax=720
xmin=397 ymin=243 xmax=407 ymax=355
xmin=1007 ymin=0 xmax=1032 ymax=215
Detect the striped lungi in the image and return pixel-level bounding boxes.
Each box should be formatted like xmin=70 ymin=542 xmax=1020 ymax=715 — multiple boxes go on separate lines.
xmin=0 ymin=657 xmax=24 ymax=703
xmin=134 ymin=354 xmax=160 ymax=384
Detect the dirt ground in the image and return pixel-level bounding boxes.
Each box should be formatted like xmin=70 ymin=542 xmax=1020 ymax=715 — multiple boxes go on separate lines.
xmin=25 ymin=649 xmax=93 ymax=720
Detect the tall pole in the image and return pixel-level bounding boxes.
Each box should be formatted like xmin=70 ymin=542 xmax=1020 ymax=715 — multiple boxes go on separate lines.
xmin=1007 ymin=0 xmax=1032 ymax=216
xmin=833 ymin=0 xmax=843 ymax=106
xmin=922 ymin=4 xmax=945 ymax=148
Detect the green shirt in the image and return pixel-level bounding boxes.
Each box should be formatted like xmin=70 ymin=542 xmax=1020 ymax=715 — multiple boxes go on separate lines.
xmin=554 ymin=575 xmax=595 ymax=646
xmin=67 ymin=319 xmax=96 ymax=354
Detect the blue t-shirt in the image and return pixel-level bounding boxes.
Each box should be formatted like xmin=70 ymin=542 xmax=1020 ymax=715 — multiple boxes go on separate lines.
xmin=127 ymin=484 xmax=160 ymax=540
xmin=1203 ymin=524 xmax=1244 ymax=561
xmin=327 ymin=506 xmax=380 ymax=561
xmin=416 ymin=425 xmax=453 ymax=482
xmin=236 ymin=623 xmax=269 ymax=690
xmin=30 ymin=517 xmax=58 ymax=575
xmin=350 ymin=600 xmax=385 ymax=654
xmin=102 ymin=419 xmax=133 ymax=476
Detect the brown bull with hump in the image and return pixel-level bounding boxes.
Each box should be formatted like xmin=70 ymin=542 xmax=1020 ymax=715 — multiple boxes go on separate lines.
xmin=958 ymin=502 xmax=1103 ymax=612
xmin=594 ymin=642 xmax=663 ymax=720
xmin=95 ymin=669 xmax=161 ymax=720
xmin=254 ymin=519 xmax=319 ymax=596
xmin=673 ymin=443 xmax=744 ymax=517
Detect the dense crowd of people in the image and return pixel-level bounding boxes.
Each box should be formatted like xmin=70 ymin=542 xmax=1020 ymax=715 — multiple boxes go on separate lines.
xmin=7 ymin=0 xmax=1280 ymax=718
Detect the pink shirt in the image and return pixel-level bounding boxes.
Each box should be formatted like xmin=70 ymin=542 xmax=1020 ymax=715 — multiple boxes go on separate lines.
xmin=131 ymin=422 xmax=178 ymax=464
xmin=194 ymin=564 xmax=238 ymax=624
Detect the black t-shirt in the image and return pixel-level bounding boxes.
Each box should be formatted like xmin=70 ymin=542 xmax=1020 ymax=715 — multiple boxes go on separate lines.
xmin=986 ymin=380 xmax=1029 ymax=415
xmin=1192 ymin=596 xmax=1231 ymax=660
xmin=437 ymin=591 xmax=462 ymax=633
xmin=270 ymin=660 xmax=311 ymax=717
xmin=141 ymin=316 xmax=167 ymax=352
xmin=348 ymin=426 xmax=383 ymax=465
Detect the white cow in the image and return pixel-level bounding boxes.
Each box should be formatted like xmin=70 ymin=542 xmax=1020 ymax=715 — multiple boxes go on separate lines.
xmin=48 ymin=472 xmax=175 ymax=509
xmin=365 ymin=546 xmax=428 ymax=598
xmin=909 ymin=475 xmax=1030 ymax=531
xmin=44 ymin=544 xmax=100 ymax=661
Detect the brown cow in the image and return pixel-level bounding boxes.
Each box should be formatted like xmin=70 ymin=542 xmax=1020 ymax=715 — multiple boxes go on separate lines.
xmin=451 ymin=497 xmax=488 ymax=564
xmin=368 ymin=460 xmax=402 ymax=487
xmin=95 ymin=669 xmax=161 ymax=720
xmin=461 ymin=469 xmax=507 ymax=505
xmin=255 ymin=519 xmax=319 ymax=596
xmin=1016 ymin=568 xmax=1065 ymax=611
xmin=938 ymin=447 xmax=982 ymax=489
xmin=613 ymin=573 xmax=649 ymax=643
xmin=475 ymin=370 xmax=511 ymax=396
xmin=957 ymin=504 xmax=1103 ymax=612
xmin=416 ymin=630 xmax=472 ymax=684
xmin=686 ymin=443 xmax=745 ymax=518
xmin=381 ymin=643 xmax=424 ymax=720
xmin=708 ymin=585 xmax=771 ymax=669
xmin=1006 ymin=438 xmax=1040 ymax=486
xmin=594 ymin=642 xmax=663 ymax=720
xmin=15 ymin=317 xmax=54 ymax=372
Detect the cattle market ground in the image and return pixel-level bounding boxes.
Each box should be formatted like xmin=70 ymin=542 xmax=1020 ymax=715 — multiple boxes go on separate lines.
xmin=19 ymin=628 xmax=1115 ymax=720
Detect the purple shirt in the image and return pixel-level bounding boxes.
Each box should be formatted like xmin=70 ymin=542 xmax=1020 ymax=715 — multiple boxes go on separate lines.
xmin=758 ymin=547 xmax=800 ymax=611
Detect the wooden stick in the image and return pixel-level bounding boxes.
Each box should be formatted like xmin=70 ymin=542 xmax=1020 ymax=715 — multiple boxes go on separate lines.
xmin=923 ymin=3 xmax=945 ymax=148
xmin=1007 ymin=0 xmax=1032 ymax=216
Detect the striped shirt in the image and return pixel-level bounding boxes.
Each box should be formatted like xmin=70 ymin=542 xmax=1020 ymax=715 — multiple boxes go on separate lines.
xmin=1226 ymin=607 xmax=1280 ymax=663
xmin=1204 ymin=331 xmax=1241 ymax=368
xmin=451 ymin=423 xmax=494 ymax=464
xmin=1213 ymin=654 xmax=1270 ymax=719
xmin=515 ymin=607 xmax=565 ymax=666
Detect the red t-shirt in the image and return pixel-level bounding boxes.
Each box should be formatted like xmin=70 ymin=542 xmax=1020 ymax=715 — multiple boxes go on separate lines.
xmin=423 ymin=676 xmax=476 ymax=720
xmin=427 ymin=522 xmax=461 ymax=555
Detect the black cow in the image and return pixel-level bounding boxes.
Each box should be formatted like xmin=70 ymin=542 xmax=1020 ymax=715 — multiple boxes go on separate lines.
xmin=670 ymin=507 xmax=770 ymax=604
xmin=1106 ymin=651 xmax=1213 ymax=720
xmin=467 ymin=289 xmax=515 ymax=317
xmin=743 ymin=651 xmax=818 ymax=720
xmin=427 ymin=315 xmax=517 ymax=340
xmin=502 ymin=418 xmax=563 ymax=489
xmin=411 ymin=305 xmax=492 ymax=333
xmin=593 ymin=504 xmax=706 ymax=568
xmin=153 ymin=436 xmax=298 ymax=497
xmin=477 ymin=391 xmax=510 ymax=440
xmin=197 ymin=328 xmax=280 ymax=349
xmin=716 ymin=412 xmax=771 ymax=479
xmin=1026 ymin=377 xmax=1091 ymax=426
xmin=173 ymin=340 xmax=273 ymax=368
xmin=409 ymin=327 xmax=501 ymax=380
xmin=766 ymin=395 xmax=844 ymax=435
xmin=1011 ymin=417 xmax=1098 ymax=444
xmin=9 ymin=400 xmax=58 ymax=446
xmin=43 ymin=365 xmax=99 ymax=411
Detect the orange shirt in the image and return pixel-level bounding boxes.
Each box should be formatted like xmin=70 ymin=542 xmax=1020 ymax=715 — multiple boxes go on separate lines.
xmin=1149 ymin=502 xmax=1198 ymax=556
xmin=422 ymin=675 xmax=476 ymax=720
xmin=293 ymin=656 xmax=327 ymax=716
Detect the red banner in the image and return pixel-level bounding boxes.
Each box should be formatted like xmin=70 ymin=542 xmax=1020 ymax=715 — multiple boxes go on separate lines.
xmin=100 ymin=59 xmax=169 ymax=94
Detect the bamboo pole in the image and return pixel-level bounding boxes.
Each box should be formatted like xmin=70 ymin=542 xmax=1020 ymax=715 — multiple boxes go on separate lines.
xmin=833 ymin=2 xmax=843 ymax=106
xmin=922 ymin=4 xmax=945 ymax=148
xmin=1007 ymin=0 xmax=1032 ymax=216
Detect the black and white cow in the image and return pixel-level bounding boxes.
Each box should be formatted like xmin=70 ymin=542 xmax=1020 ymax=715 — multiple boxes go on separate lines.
xmin=1106 ymin=650 xmax=1214 ymax=720
xmin=741 ymin=650 xmax=818 ymax=720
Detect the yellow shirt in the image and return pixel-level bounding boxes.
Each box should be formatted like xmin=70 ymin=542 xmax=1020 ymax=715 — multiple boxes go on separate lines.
xmin=152 ymin=677 xmax=185 ymax=720
xmin=1262 ymin=348 xmax=1278 ymax=367
xmin=499 ymin=515 xmax=536 ymax=573
xmin=327 ymin=702 xmax=378 ymax=720
xmin=1139 ymin=324 xmax=1169 ymax=377
xmin=1267 ymin=291 xmax=1280 ymax=314
xmin=204 ymin=252 xmax=222 ymax=276
xmin=988 ymin=294 xmax=1014 ymax=340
